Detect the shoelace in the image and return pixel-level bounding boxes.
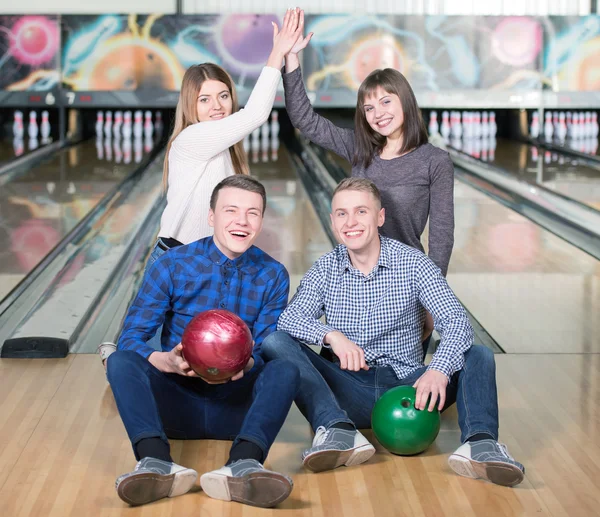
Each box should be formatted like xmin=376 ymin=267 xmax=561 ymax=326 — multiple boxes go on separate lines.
xmin=497 ymin=443 xmax=514 ymax=460
xmin=314 ymin=427 xmax=331 ymax=446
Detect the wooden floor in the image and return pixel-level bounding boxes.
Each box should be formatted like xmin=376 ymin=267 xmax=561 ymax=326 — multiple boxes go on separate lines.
xmin=1 ymin=353 xmax=600 ymax=517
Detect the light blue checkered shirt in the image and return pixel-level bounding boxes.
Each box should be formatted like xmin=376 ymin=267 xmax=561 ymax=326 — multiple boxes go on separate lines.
xmin=277 ymin=236 xmax=473 ymax=379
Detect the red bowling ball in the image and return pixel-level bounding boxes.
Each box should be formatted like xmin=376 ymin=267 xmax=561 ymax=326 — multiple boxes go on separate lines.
xmin=181 ymin=309 xmax=253 ymax=381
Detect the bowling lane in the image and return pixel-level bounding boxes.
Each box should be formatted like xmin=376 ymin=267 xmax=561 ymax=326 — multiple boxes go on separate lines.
xmin=0 ymin=137 xmax=48 ymax=166
xmin=450 ymin=137 xmax=600 ymax=211
xmin=246 ymin=139 xmax=333 ymax=293
xmin=321 ymin=144 xmax=600 ymax=354
xmin=0 ymin=136 xmax=156 ymax=301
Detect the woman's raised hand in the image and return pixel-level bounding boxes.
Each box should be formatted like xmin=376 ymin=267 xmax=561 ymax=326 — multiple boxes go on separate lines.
xmin=289 ymin=9 xmax=313 ymax=55
xmin=267 ymin=8 xmax=303 ymax=68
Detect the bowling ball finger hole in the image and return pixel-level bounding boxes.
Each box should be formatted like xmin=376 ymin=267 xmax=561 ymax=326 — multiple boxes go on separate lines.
xmin=401 ymin=398 xmax=411 ymax=408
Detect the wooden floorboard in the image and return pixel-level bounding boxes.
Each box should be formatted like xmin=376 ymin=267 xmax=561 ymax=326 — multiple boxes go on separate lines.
xmin=1 ymin=353 xmax=599 ymax=516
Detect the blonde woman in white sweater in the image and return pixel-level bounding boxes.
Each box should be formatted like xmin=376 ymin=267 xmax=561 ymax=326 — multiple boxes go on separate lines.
xmin=150 ymin=8 xmax=303 ymax=265
xmin=98 ymin=9 xmax=303 ymax=367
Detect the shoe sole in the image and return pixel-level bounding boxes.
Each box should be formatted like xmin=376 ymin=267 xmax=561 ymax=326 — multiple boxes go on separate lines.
xmin=117 ymin=469 xmax=197 ymax=506
xmin=200 ymin=470 xmax=293 ymax=508
xmin=303 ymin=443 xmax=376 ymax=473
xmin=448 ymin=453 xmax=524 ymax=487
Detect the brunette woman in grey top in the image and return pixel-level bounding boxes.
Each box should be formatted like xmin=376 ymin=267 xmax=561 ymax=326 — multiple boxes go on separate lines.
xmin=283 ymin=14 xmax=455 ymax=338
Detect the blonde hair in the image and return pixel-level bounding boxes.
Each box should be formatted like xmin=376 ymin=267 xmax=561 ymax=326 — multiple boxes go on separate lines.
xmin=163 ymin=63 xmax=249 ymax=189
xmin=333 ymin=177 xmax=382 ymax=209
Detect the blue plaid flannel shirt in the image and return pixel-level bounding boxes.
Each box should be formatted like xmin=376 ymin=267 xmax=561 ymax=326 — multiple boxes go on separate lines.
xmin=278 ymin=236 xmax=473 ymax=379
xmin=118 ymin=236 xmax=290 ymax=367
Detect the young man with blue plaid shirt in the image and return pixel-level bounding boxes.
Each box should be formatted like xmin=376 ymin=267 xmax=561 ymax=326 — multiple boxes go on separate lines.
xmin=105 ymin=176 xmax=300 ymax=508
xmin=263 ymin=177 xmax=525 ymax=487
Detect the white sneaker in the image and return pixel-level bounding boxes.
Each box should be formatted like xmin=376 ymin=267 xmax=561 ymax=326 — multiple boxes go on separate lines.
xmin=200 ymin=458 xmax=292 ymax=508
xmin=302 ymin=426 xmax=375 ymax=473
xmin=115 ymin=457 xmax=197 ymax=506
xmin=97 ymin=342 xmax=116 ymax=370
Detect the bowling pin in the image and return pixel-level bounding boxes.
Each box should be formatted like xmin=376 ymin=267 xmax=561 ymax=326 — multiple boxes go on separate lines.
xmin=451 ymin=111 xmax=462 ymax=139
xmin=557 ymin=112 xmax=567 ymax=142
xmin=104 ymin=111 xmax=113 ymax=139
xmin=530 ymin=112 xmax=540 ymax=138
xmin=122 ymin=111 xmax=132 ymax=139
xmin=13 ymin=110 xmax=24 ymax=138
xmin=28 ymin=111 xmax=39 ymax=139
xmin=543 ymin=112 xmax=553 ymax=141
xmin=590 ymin=111 xmax=598 ymax=138
xmin=488 ymin=112 xmax=497 ymax=138
xmin=585 ymin=112 xmax=592 ymax=138
xmin=440 ymin=111 xmax=451 ymax=140
xmin=113 ymin=111 xmax=123 ymax=139
xmin=270 ymin=110 xmax=280 ymax=139
xmin=95 ymin=111 xmax=104 ymax=139
xmin=428 ymin=111 xmax=439 ymax=136
xmin=143 ymin=111 xmax=153 ymax=140
xmin=40 ymin=110 xmax=51 ymax=139
xmin=133 ymin=110 xmax=143 ymax=139
xmin=481 ymin=112 xmax=489 ymax=138
xmin=472 ymin=112 xmax=481 ymax=139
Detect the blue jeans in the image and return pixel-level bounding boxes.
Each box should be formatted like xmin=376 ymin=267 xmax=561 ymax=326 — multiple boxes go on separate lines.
xmin=106 ymin=350 xmax=300 ymax=462
xmin=143 ymin=241 xmax=168 ymax=351
xmin=261 ymin=331 xmax=499 ymax=443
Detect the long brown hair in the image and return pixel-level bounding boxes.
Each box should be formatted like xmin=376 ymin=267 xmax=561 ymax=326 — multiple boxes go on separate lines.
xmin=353 ymin=68 xmax=428 ymax=169
xmin=163 ymin=63 xmax=249 ymax=189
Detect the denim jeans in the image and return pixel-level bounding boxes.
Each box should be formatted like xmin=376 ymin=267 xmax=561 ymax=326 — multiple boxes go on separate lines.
xmin=106 ymin=350 xmax=300 ymax=462
xmin=261 ymin=331 xmax=499 ymax=443
xmin=143 ymin=241 xmax=168 ymax=351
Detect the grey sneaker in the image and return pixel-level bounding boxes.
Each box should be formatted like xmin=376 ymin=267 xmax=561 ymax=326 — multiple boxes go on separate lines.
xmin=448 ymin=439 xmax=525 ymax=487
xmin=97 ymin=342 xmax=117 ymax=370
xmin=115 ymin=457 xmax=197 ymax=506
xmin=302 ymin=426 xmax=376 ymax=473
xmin=200 ymin=458 xmax=293 ymax=508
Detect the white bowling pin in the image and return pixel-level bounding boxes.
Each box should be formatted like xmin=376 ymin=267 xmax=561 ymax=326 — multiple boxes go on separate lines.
xmin=481 ymin=112 xmax=489 ymax=138
xmin=95 ymin=111 xmax=104 ymax=139
xmin=122 ymin=111 xmax=132 ymax=139
xmin=40 ymin=111 xmax=51 ymax=140
xmin=530 ymin=112 xmax=540 ymax=138
xmin=428 ymin=111 xmax=439 ymax=136
xmin=440 ymin=111 xmax=451 ymax=140
xmin=543 ymin=112 xmax=553 ymax=141
xmin=13 ymin=110 xmax=24 ymax=138
xmin=104 ymin=111 xmax=113 ymax=138
xmin=133 ymin=110 xmax=143 ymax=139
xmin=113 ymin=111 xmax=123 ymax=139
xmin=28 ymin=111 xmax=38 ymax=139
xmin=270 ymin=110 xmax=280 ymax=138
xmin=143 ymin=111 xmax=153 ymax=140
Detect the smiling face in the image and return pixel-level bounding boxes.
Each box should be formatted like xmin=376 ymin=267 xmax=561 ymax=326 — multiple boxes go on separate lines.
xmin=196 ymin=79 xmax=233 ymax=122
xmin=330 ymin=189 xmax=384 ymax=254
xmin=208 ymin=187 xmax=264 ymax=259
xmin=362 ymin=86 xmax=404 ymax=140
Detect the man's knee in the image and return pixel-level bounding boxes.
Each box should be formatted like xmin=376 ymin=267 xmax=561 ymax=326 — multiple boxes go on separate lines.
xmin=465 ymin=345 xmax=495 ymax=371
xmin=106 ymin=350 xmax=146 ymax=382
xmin=263 ymin=358 xmax=301 ymax=391
xmin=261 ymin=331 xmax=301 ymax=360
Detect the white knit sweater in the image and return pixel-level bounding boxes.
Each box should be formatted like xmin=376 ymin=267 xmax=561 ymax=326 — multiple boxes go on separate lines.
xmin=158 ymin=66 xmax=281 ymax=244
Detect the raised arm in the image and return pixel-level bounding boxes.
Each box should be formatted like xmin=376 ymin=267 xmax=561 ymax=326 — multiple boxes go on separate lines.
xmin=172 ymin=9 xmax=303 ymax=162
xmin=277 ymin=261 xmax=337 ymax=345
xmin=282 ymin=11 xmax=355 ymax=162
xmin=428 ymin=153 xmax=455 ymax=276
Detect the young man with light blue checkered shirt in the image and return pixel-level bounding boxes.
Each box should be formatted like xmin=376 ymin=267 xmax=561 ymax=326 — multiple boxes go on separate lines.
xmin=263 ymin=177 xmax=525 ymax=487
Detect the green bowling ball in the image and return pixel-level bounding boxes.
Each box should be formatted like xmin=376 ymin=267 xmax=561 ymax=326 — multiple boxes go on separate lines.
xmin=371 ymin=385 xmax=440 ymax=455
